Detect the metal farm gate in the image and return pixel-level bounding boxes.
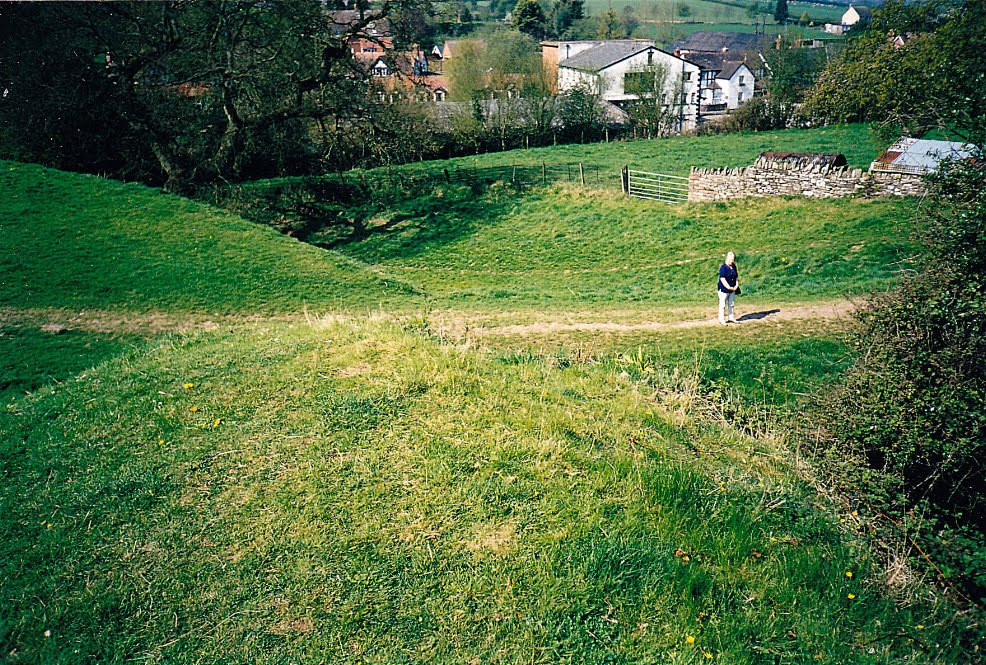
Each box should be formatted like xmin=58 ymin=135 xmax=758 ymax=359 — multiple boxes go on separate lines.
xmin=621 ymin=167 xmax=689 ymax=204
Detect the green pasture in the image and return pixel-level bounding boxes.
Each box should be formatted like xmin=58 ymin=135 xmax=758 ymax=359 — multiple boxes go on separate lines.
xmin=328 ymin=186 xmax=916 ymax=310
xmin=1 ymin=132 xmax=965 ymax=661
xmin=647 ymin=21 xmax=840 ymax=45
xmin=583 ymin=0 xmax=848 ymax=27
xmin=0 ymin=162 xmax=416 ymax=316
xmin=383 ymin=124 xmax=884 ymax=182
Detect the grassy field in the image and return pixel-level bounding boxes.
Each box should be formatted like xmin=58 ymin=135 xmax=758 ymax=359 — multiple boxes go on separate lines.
xmin=1 ymin=316 xmax=960 ymax=663
xmin=379 ymin=124 xmax=885 ymax=184
xmin=582 ymin=0 xmax=847 ymax=33
xmin=326 ymin=186 xmax=916 ymax=311
xmin=2 ymin=137 xmax=968 ymax=662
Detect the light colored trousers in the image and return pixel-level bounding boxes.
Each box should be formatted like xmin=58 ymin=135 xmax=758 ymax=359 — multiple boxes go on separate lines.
xmin=718 ymin=290 xmax=735 ymax=323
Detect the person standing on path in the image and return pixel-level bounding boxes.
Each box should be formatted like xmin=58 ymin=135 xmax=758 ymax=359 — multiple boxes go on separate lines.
xmin=718 ymin=251 xmax=739 ymax=325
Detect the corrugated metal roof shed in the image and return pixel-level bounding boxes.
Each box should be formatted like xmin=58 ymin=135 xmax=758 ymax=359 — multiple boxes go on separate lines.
xmin=871 ymin=138 xmax=977 ymax=174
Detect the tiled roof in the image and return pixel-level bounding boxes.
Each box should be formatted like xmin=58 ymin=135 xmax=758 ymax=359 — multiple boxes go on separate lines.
xmin=672 ymin=31 xmax=769 ymax=54
xmin=559 ymin=41 xmax=654 ymax=72
xmin=682 ymin=53 xmax=746 ymax=79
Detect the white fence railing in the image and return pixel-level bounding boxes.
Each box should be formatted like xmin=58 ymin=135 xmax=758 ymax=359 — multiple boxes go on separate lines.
xmin=622 ymin=167 xmax=689 ymax=203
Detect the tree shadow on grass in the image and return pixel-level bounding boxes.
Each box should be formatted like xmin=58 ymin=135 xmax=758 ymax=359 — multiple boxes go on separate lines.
xmin=311 ymin=190 xmax=519 ymax=263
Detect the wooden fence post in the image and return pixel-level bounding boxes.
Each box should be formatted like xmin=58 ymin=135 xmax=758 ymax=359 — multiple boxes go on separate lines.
xmin=541 ymin=160 xmax=546 ymax=185
xmin=579 ymin=163 xmax=585 ymax=187
xmin=621 ymin=166 xmax=629 ymax=195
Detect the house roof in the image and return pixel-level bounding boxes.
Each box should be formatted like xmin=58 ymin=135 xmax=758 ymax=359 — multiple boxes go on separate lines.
xmin=871 ymin=137 xmax=976 ymax=174
xmin=672 ymin=31 xmax=771 ymax=54
xmin=682 ymin=53 xmax=748 ymax=79
xmin=558 ymin=41 xmax=655 ymax=72
xmin=328 ymin=10 xmax=391 ymax=36
xmin=717 ymin=61 xmax=746 ymax=79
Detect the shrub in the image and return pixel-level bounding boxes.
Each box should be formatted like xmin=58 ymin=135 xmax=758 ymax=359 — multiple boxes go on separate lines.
xmin=812 ymin=157 xmax=986 ymax=620
xmin=696 ymin=98 xmax=797 ymax=135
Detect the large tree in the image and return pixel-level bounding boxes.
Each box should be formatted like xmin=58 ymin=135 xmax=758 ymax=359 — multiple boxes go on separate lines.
xmin=512 ymin=0 xmax=548 ymax=40
xmin=772 ymin=0 xmax=788 ymax=24
xmin=0 ymin=0 xmax=431 ymax=190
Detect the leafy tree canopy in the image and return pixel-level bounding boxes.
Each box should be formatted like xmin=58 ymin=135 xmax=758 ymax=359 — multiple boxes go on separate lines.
xmin=773 ymin=0 xmax=789 ymax=24
xmin=802 ymin=0 xmax=986 ymax=144
xmin=512 ymin=0 xmax=548 ymax=40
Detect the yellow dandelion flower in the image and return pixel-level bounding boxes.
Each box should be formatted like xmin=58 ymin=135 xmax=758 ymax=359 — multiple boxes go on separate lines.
xmin=840 ymin=518 xmax=846 ymax=523
xmin=851 ymin=511 xmax=858 ymax=516
xmin=704 ymin=652 xmax=713 ymax=659
xmin=916 ymin=625 xmax=924 ymax=630
xmin=686 ymin=635 xmax=696 ymax=644
xmin=847 ymin=593 xmax=856 ymax=600
xmin=190 ymin=406 xmax=199 ymax=412
xmin=183 ymin=382 xmax=194 ymax=390
xmin=845 ymin=571 xmax=853 ymax=578
xmin=213 ymin=418 xmax=222 ymax=428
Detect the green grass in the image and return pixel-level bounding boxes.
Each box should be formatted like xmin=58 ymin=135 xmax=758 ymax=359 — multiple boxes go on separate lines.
xmin=647 ymin=20 xmax=842 ymax=46
xmin=0 ymin=327 xmax=139 ymax=404
xmin=374 ymin=124 xmax=885 ymax=185
xmin=0 ymin=162 xmax=418 ymax=315
xmin=586 ymin=0 xmax=752 ymax=24
xmin=1 ymin=142 xmax=968 ymax=661
xmin=327 ymin=185 xmax=916 ymax=310
xmin=0 ymin=317 xmax=960 ymax=663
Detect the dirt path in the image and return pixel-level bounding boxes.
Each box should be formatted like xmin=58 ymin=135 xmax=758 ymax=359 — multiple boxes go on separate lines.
xmin=2 ymin=300 xmax=858 ymax=339
xmin=454 ymin=301 xmax=857 ymax=338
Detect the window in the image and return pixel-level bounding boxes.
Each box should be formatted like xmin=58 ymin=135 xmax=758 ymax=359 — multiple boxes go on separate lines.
xmin=683 ymin=71 xmax=692 ymax=80
xmin=647 ymin=51 xmax=653 ymax=66
xmin=739 ymin=75 xmax=745 ymax=84
xmin=738 ymin=91 xmax=744 ymax=102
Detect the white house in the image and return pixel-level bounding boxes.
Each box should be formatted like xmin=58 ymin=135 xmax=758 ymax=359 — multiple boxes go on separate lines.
xmin=554 ymin=40 xmax=702 ymax=129
xmin=683 ymin=54 xmax=755 ymax=114
xmin=842 ymin=5 xmax=872 ymax=27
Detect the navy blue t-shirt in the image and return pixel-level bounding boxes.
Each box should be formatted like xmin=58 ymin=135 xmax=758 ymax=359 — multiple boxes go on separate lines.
xmin=718 ymin=263 xmax=737 ymax=293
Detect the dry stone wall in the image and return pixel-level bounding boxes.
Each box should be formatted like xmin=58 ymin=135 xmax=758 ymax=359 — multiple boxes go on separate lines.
xmin=688 ymin=158 xmax=926 ymax=202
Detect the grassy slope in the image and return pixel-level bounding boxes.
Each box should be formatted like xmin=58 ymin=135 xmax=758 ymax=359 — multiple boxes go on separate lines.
xmin=379 ymin=125 xmax=883 ymax=184
xmin=0 ymin=162 xmax=417 ymax=315
xmin=329 ymin=185 xmax=917 ymax=310
xmin=0 ymin=317 xmax=957 ymax=663
xmin=0 ymin=152 xmax=959 ymax=661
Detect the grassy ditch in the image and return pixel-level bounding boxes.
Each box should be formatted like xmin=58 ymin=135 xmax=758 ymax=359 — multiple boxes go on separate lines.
xmin=329 ymin=185 xmax=917 ymax=310
xmin=0 ymin=162 xmax=418 ymax=315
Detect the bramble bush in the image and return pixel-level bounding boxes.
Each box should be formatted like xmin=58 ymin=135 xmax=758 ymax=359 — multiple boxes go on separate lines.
xmin=813 ymin=158 xmax=986 ymax=628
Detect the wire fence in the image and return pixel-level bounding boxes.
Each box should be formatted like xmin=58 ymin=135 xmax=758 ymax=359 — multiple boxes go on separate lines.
xmin=348 ymin=161 xmax=618 ymax=193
